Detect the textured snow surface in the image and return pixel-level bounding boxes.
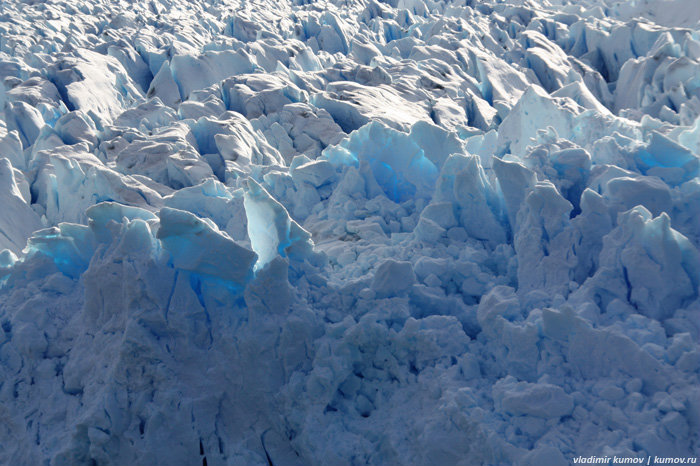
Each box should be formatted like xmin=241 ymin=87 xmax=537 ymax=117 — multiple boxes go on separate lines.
xmin=0 ymin=0 xmax=699 ymax=464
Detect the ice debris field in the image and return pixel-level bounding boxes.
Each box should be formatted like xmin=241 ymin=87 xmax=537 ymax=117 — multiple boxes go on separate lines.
xmin=0 ymin=0 xmax=699 ymax=464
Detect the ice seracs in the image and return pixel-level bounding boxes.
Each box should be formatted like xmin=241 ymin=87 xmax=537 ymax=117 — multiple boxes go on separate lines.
xmin=0 ymin=0 xmax=699 ymax=464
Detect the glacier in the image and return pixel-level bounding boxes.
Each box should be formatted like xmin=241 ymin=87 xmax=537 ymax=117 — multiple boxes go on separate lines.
xmin=0 ymin=0 xmax=699 ymax=464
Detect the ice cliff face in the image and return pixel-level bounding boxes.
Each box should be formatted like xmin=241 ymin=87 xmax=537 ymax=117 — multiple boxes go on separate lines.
xmin=0 ymin=0 xmax=699 ymax=464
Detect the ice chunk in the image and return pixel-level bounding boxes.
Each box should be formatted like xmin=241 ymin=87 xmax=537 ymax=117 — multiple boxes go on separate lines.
xmin=371 ymin=259 xmax=416 ymax=298
xmin=86 ymin=202 xmax=158 ymax=243
xmin=251 ymin=102 xmax=344 ymax=162
xmin=312 ymin=82 xmax=430 ymax=133
xmin=492 ymin=157 xmax=537 ymax=232
xmin=4 ymin=76 xmax=65 ymax=129
xmin=24 ymin=223 xmax=96 ymax=279
xmin=113 ymin=124 xmax=214 ymax=189
xmin=54 ymin=111 xmax=98 ymax=149
xmin=477 ymin=285 xmax=522 ymax=336
xmin=30 ymin=146 xmax=163 ymax=225
xmin=579 ymin=206 xmax=700 ymax=320
xmin=408 ymin=121 xmax=464 ymax=169
xmin=497 ymin=86 xmax=579 ymax=157
xmin=177 ymin=94 xmax=226 ymax=121
xmin=433 ymin=154 xmax=507 ymax=245
xmin=30 ymin=125 xmax=65 ymax=155
xmin=468 ymin=49 xmax=530 ymax=109
xmin=678 ymin=116 xmax=700 ymax=155
xmin=157 ymin=207 xmax=256 ymax=286
xmin=5 ymin=76 xmax=62 ymax=110
xmin=514 ymin=182 xmax=576 ymax=299
xmin=317 ymin=12 xmax=350 ymax=54
xmin=222 ymin=73 xmax=306 ymax=119
xmin=107 ymin=42 xmax=153 ymax=93
xmin=163 ymin=179 xmax=247 ymax=240
xmin=603 ymin=176 xmax=672 ymax=218
xmin=147 ymin=61 xmax=182 ymax=107
xmin=170 ymin=49 xmax=255 ymax=100
xmin=564 ymin=315 xmax=671 ymax=393
xmin=0 ymin=158 xmax=43 ymax=253
xmin=552 ymin=80 xmax=611 ymax=115
xmin=4 ymin=100 xmax=44 ymax=149
xmin=0 ymin=249 xmax=17 ymax=281
xmin=634 ymin=132 xmax=700 ymax=186
xmin=521 ymin=30 xmax=572 ymax=93
xmin=494 ymin=377 xmax=574 ymax=418
xmin=113 ymin=98 xmax=178 ymax=132
xmin=291 ymin=159 xmax=335 ymax=187
xmin=571 ymin=188 xmax=615 ymax=283
xmin=521 ymin=446 xmax=568 ymax=466
xmin=223 ymin=14 xmax=262 ymax=42
xmin=0 ymin=131 xmax=25 ymax=170
xmin=323 ymin=121 xmax=438 ymax=203
xmin=192 ymin=112 xmax=283 ymax=171
xmin=419 ymin=202 xmax=457 ymax=230
xmin=394 ymin=315 xmax=469 ymax=371
xmin=550 ymin=146 xmax=591 ymax=212
xmin=244 ymin=256 xmax=293 ymax=315
xmin=243 ymin=178 xmax=314 ymax=269
xmin=47 ymin=48 xmax=143 ymax=126
xmin=463 ymin=88 xmax=499 ymax=130
xmin=414 ymin=216 xmax=445 ymax=242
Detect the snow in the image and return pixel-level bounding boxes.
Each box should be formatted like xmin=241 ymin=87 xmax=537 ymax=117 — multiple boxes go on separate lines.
xmin=0 ymin=0 xmax=699 ymax=464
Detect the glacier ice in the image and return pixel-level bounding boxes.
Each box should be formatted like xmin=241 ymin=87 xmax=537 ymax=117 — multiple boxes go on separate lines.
xmin=0 ymin=158 xmax=43 ymax=253
xmin=0 ymin=0 xmax=699 ymax=464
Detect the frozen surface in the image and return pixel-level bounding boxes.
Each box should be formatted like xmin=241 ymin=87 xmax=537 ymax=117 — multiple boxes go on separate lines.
xmin=0 ymin=0 xmax=699 ymax=464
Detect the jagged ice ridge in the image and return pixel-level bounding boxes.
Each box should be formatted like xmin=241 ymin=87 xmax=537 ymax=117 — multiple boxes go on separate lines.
xmin=0 ymin=0 xmax=699 ymax=464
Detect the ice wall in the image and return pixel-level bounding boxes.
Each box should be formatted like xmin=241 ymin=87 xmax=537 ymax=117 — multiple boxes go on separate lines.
xmin=0 ymin=0 xmax=698 ymax=464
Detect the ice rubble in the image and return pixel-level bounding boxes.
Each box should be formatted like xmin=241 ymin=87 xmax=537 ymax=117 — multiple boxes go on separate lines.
xmin=0 ymin=0 xmax=699 ymax=464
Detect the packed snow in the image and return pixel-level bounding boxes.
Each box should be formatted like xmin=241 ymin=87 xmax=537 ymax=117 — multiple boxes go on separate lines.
xmin=0 ymin=0 xmax=699 ymax=464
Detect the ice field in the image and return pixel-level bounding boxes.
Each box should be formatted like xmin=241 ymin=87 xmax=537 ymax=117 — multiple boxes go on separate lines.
xmin=0 ymin=0 xmax=699 ymax=464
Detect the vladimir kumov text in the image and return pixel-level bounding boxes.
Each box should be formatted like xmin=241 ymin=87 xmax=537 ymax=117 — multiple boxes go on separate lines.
xmin=573 ymin=456 xmax=698 ymax=464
